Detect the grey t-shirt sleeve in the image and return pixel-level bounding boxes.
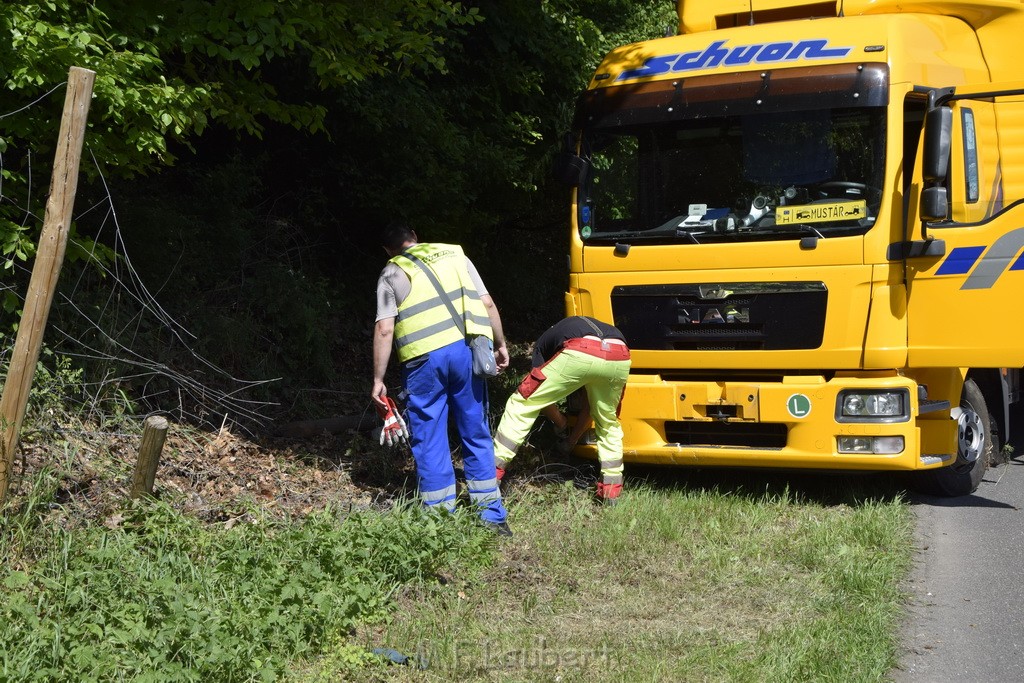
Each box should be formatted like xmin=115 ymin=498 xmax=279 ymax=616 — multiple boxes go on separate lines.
xmin=375 ymin=263 xmax=409 ymax=322
xmin=465 ymin=257 xmax=488 ymax=297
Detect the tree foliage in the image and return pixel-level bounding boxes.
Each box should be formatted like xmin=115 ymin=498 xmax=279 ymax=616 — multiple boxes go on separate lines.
xmin=0 ymin=0 xmax=483 ymax=172
xmin=0 ymin=0 xmax=677 ymax=422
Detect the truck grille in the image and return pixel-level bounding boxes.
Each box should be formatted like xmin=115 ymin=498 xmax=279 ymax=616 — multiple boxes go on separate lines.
xmin=665 ymin=420 xmax=787 ymax=449
xmin=611 ymin=282 xmax=827 ymax=350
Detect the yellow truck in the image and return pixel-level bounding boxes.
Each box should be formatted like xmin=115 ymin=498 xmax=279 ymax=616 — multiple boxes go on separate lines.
xmin=554 ymin=0 xmax=1024 ymax=495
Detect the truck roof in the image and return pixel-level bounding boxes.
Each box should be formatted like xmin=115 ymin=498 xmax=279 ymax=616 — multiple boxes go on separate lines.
xmin=680 ymin=0 xmax=1024 ymax=34
xmin=595 ymin=14 xmax=989 ymax=88
xmin=590 ymin=2 xmax=1024 ymax=88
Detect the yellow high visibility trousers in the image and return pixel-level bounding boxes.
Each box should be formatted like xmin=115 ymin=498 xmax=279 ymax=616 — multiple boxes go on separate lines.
xmin=494 ymin=348 xmax=630 ymax=484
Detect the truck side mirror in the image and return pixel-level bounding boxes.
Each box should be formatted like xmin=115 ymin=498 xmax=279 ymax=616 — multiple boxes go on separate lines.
xmin=920 ymin=186 xmax=948 ymax=222
xmin=922 ymin=106 xmax=952 ymax=182
xmin=920 ymin=106 xmax=952 ymax=222
xmin=551 ymin=152 xmax=589 ymax=185
xmin=551 ymin=132 xmax=589 ymax=186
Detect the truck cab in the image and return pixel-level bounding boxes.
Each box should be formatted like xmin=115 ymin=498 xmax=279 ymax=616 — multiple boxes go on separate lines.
xmin=556 ymin=0 xmax=1024 ymax=495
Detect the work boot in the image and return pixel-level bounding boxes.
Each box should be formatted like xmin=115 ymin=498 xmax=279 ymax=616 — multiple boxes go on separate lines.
xmin=595 ymin=482 xmax=622 ymax=506
xmin=483 ymin=520 xmax=513 ymax=537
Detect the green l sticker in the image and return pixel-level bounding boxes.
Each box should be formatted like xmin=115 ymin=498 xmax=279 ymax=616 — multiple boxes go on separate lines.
xmin=787 ymin=394 xmax=811 ymax=418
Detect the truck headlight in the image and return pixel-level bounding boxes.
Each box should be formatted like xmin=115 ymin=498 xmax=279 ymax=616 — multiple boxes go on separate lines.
xmin=836 ymin=389 xmax=909 ymax=422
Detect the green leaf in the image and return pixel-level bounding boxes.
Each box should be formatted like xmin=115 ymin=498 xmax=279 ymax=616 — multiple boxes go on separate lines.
xmin=4 ymin=571 xmax=30 ymax=589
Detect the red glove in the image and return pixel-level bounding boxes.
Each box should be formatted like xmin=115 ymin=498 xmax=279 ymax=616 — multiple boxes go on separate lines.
xmin=375 ymin=396 xmax=410 ymax=447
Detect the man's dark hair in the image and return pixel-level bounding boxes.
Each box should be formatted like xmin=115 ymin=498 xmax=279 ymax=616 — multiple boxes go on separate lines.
xmin=382 ymin=222 xmax=416 ymax=252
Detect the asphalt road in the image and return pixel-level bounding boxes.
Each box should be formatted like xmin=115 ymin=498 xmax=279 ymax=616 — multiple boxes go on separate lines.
xmin=893 ymin=402 xmax=1024 ymax=682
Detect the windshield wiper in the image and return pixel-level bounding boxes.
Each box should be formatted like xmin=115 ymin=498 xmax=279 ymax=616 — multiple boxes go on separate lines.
xmin=585 ymin=230 xmax=703 ymax=245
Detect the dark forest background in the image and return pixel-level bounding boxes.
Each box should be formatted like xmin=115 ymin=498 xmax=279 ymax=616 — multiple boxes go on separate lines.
xmin=0 ymin=1 xmax=676 ymax=430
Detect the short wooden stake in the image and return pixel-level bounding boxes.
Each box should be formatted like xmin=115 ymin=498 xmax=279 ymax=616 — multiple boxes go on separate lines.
xmin=131 ymin=416 xmax=169 ymax=499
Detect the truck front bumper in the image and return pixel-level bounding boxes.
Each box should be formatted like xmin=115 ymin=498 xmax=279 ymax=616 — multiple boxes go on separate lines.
xmin=574 ymin=372 xmax=956 ymax=471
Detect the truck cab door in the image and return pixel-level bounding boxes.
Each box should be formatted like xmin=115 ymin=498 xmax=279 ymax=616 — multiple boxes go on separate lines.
xmin=906 ymin=84 xmax=1024 ymax=367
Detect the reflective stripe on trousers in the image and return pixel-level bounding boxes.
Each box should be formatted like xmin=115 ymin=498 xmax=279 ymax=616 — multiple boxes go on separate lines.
xmin=466 ymin=477 xmax=501 ymax=506
xmin=420 ymin=483 xmax=457 ymax=511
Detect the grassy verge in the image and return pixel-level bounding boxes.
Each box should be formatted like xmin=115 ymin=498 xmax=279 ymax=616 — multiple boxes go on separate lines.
xmin=0 ymin=468 xmax=496 ymax=682
xmin=1 ymin=445 xmax=913 ymax=682
xmin=336 ymin=469 xmax=913 ymax=683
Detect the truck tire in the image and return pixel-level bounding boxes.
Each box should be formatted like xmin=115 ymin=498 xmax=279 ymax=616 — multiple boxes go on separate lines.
xmin=913 ymin=379 xmax=992 ymax=497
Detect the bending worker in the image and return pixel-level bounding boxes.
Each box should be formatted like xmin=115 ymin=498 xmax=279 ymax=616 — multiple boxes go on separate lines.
xmin=493 ymin=316 xmax=631 ymax=504
xmin=371 ymin=222 xmax=511 ymax=534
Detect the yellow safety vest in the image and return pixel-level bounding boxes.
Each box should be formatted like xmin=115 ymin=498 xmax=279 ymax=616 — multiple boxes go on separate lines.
xmin=391 ymin=243 xmax=493 ymax=362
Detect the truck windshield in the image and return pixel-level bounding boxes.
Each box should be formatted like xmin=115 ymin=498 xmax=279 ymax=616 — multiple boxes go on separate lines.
xmin=575 ymin=64 xmax=888 ymax=244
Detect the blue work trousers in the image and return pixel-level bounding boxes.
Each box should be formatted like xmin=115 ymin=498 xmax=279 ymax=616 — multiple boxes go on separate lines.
xmin=402 ymin=340 xmax=506 ymax=524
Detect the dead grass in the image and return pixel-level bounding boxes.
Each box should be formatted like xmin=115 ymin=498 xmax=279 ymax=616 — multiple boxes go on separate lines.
xmin=4 ymin=418 xmax=417 ymax=529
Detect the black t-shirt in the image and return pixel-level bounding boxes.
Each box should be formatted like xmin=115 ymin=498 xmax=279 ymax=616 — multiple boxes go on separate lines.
xmin=531 ymin=316 xmax=627 ymax=367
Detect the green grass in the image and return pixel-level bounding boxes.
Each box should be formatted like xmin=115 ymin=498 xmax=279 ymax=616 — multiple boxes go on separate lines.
xmin=1 ymin=460 xmax=914 ymax=682
xmin=0 ymin=475 xmax=496 ymax=682
xmin=337 ymin=470 xmax=913 ymax=683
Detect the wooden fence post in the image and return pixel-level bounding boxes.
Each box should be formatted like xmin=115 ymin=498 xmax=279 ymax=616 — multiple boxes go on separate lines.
xmin=131 ymin=416 xmax=169 ymax=499
xmin=0 ymin=66 xmax=96 ymax=505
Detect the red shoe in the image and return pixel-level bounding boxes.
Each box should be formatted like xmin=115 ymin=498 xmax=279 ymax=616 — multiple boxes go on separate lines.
xmin=595 ymin=482 xmax=622 ymax=504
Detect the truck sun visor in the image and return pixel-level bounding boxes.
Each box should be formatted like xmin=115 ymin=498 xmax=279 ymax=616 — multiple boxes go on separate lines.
xmin=574 ymin=63 xmax=888 ymax=130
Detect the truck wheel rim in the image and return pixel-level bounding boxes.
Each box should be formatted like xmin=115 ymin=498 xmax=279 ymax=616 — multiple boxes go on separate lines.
xmin=956 ymin=409 xmax=983 ymax=465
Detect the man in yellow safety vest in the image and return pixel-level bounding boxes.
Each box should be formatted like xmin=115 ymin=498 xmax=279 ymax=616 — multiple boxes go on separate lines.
xmin=372 ymin=222 xmax=511 ymax=534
